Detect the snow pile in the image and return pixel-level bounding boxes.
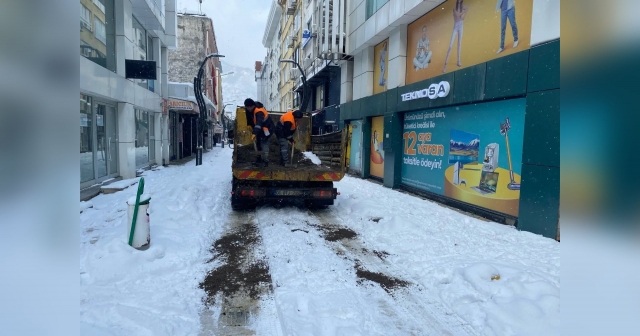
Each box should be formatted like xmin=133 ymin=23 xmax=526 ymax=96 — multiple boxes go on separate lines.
xmin=329 ymin=176 xmax=560 ymax=335
xmin=100 ymin=178 xmax=138 ymax=190
xmin=302 ymin=151 xmax=321 ymax=165
xmin=80 ymin=149 xmax=234 ymax=335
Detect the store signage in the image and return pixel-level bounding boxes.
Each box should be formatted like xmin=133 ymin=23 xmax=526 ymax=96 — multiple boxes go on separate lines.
xmin=302 ymin=29 xmax=311 ymax=48
xmin=401 ymin=81 xmax=450 ymax=102
xmin=400 ymin=99 xmax=526 ymax=217
xmin=168 ymin=99 xmax=194 ymax=110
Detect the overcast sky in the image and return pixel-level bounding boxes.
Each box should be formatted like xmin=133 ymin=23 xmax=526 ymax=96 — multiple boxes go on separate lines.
xmin=176 ymin=0 xmax=270 ymax=69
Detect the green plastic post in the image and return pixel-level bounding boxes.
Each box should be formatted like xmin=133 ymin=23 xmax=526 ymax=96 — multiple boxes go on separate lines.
xmin=128 ymin=177 xmax=145 ymax=246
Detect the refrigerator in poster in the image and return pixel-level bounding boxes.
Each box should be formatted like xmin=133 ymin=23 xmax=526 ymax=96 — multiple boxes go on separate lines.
xmin=400 ymin=99 xmax=525 ymax=216
xmin=370 ymin=116 xmax=385 ymax=178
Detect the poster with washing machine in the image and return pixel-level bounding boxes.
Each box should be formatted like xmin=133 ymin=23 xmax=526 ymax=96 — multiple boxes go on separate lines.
xmin=370 ymin=116 xmax=385 ymax=179
xmin=400 ymin=98 xmax=525 ymax=216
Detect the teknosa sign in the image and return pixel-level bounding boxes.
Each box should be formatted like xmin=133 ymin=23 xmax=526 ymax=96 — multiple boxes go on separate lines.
xmin=401 ymin=81 xmax=451 ymax=101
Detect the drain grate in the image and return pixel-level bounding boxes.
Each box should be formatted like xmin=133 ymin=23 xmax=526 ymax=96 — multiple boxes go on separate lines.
xmin=222 ymin=308 xmax=250 ymax=326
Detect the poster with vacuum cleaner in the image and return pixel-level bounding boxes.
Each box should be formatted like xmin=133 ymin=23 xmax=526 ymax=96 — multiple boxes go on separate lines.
xmin=400 ymin=99 xmax=525 ymax=216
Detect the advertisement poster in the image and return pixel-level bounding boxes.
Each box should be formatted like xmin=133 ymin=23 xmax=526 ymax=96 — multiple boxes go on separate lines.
xmin=400 ymin=99 xmax=525 ymax=216
xmin=373 ymin=39 xmax=389 ymax=95
xmin=406 ymin=0 xmax=533 ymax=85
xmin=370 ymin=116 xmax=385 ymax=178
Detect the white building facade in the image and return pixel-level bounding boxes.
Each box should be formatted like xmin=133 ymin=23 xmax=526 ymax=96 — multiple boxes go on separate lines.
xmin=255 ymin=1 xmax=283 ymax=112
xmin=80 ymin=0 xmax=177 ymax=193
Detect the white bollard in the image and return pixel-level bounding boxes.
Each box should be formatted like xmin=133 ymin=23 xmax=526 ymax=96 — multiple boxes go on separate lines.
xmin=126 ymin=194 xmax=151 ymax=249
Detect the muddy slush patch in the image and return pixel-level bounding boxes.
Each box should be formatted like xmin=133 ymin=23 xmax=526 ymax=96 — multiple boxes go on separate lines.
xmin=310 ymin=223 xmax=357 ymax=242
xmin=355 ymin=261 xmax=409 ymax=293
xmin=200 ymin=224 xmax=272 ymax=306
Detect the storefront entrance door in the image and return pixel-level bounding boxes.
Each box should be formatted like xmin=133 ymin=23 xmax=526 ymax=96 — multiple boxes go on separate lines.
xmin=95 ymin=101 xmax=118 ymax=181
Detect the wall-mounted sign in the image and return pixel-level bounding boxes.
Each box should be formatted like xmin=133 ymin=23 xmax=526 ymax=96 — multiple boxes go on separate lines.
xmin=400 ymin=98 xmax=526 ymax=216
xmin=302 ymin=29 xmax=311 ymax=48
xmin=405 ymin=0 xmax=534 ymax=85
xmin=401 ymin=81 xmax=450 ymax=101
xmin=168 ymin=99 xmax=195 ymax=111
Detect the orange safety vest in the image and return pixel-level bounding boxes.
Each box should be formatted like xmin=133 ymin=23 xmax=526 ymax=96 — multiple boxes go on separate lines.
xmin=280 ymin=110 xmax=297 ymax=130
xmin=253 ymin=107 xmax=270 ymax=131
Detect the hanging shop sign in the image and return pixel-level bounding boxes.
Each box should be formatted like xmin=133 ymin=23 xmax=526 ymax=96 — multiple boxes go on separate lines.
xmin=302 ymin=29 xmax=312 ymax=48
xmin=400 ymin=98 xmax=526 ymax=216
xmin=168 ymin=99 xmax=195 ymax=111
xmin=401 ymin=81 xmax=450 ymax=101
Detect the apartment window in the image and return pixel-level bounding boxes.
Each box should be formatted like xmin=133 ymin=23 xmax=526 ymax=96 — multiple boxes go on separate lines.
xmin=94 ymin=17 xmax=106 ymax=44
xmin=81 ymin=4 xmax=91 ymax=28
xmin=92 ymin=0 xmax=105 ymax=13
xmin=294 ymin=11 xmax=300 ymax=32
xmin=81 ymin=0 xmax=115 ymax=72
xmin=366 ymin=0 xmax=389 ymax=20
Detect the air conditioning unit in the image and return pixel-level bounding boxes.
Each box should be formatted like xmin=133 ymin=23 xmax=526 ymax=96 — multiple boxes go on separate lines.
xmin=303 ymin=57 xmax=312 ymax=69
xmin=286 ymin=0 xmax=297 ymax=15
xmin=286 ymin=36 xmax=294 ymax=48
xmin=81 ymin=20 xmax=91 ymax=31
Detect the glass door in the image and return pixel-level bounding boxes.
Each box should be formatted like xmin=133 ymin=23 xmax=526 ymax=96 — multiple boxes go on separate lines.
xmin=95 ymin=104 xmax=108 ymax=179
xmin=106 ymin=105 xmax=118 ymax=176
xmin=149 ymin=113 xmax=155 ymax=163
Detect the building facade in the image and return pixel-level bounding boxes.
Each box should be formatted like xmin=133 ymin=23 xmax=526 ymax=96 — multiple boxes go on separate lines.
xmin=168 ymin=13 xmax=225 ymax=158
xmin=80 ymin=0 xmax=177 ymax=193
xmin=255 ymin=2 xmax=283 ymax=112
xmin=257 ymin=0 xmax=348 ymax=135
xmin=339 ymin=0 xmax=560 ymax=239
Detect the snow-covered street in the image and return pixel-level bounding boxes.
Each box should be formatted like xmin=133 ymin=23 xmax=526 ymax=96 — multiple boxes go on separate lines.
xmin=80 ymin=147 xmax=559 ymax=336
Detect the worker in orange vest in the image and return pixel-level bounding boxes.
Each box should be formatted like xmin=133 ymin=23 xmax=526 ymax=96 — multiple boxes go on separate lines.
xmin=275 ymin=109 xmax=303 ymax=166
xmin=244 ymin=98 xmax=275 ymax=167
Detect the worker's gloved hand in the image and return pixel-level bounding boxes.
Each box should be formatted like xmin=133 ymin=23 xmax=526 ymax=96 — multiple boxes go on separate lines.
xmin=264 ymin=129 xmax=270 ymax=137
xmin=287 ymin=136 xmax=294 ymax=144
xmin=251 ymin=134 xmax=256 ymax=141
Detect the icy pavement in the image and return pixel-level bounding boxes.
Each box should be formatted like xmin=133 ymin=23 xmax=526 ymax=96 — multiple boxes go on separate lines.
xmin=80 ymin=146 xmax=559 ymax=335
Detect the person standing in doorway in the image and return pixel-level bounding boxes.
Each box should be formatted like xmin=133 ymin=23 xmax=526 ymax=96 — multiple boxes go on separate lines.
xmin=496 ymin=0 xmax=519 ymax=54
xmin=413 ymin=26 xmax=432 ymax=70
xmin=443 ymin=0 xmax=469 ymax=73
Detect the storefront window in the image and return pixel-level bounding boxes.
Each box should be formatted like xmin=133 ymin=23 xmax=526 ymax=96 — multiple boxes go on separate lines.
xmin=80 ymin=0 xmax=115 ymax=71
xmin=80 ymin=94 xmax=94 ymax=182
xmin=135 ymin=109 xmax=150 ymax=167
xmin=149 ymin=114 xmax=156 ymax=162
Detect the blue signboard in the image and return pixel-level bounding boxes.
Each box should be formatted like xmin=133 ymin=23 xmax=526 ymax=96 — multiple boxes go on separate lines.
xmin=302 ymin=29 xmax=311 ymax=48
xmin=400 ymin=99 xmax=526 ymax=216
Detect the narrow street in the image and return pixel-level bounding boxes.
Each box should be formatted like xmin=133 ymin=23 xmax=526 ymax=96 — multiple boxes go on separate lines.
xmin=81 ymin=147 xmax=559 ymax=335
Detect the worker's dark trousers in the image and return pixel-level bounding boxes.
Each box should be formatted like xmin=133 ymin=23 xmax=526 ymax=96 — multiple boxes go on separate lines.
xmin=278 ymin=137 xmax=289 ymax=163
xmin=256 ymin=135 xmax=272 ymax=163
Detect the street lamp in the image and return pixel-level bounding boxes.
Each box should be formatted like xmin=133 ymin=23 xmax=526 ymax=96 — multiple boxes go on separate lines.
xmin=280 ymin=59 xmax=309 ymax=112
xmin=194 ymin=53 xmax=225 ymax=165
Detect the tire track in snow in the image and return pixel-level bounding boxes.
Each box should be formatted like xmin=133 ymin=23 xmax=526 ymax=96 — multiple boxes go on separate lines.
xmin=308 ymin=208 xmax=479 ymax=336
